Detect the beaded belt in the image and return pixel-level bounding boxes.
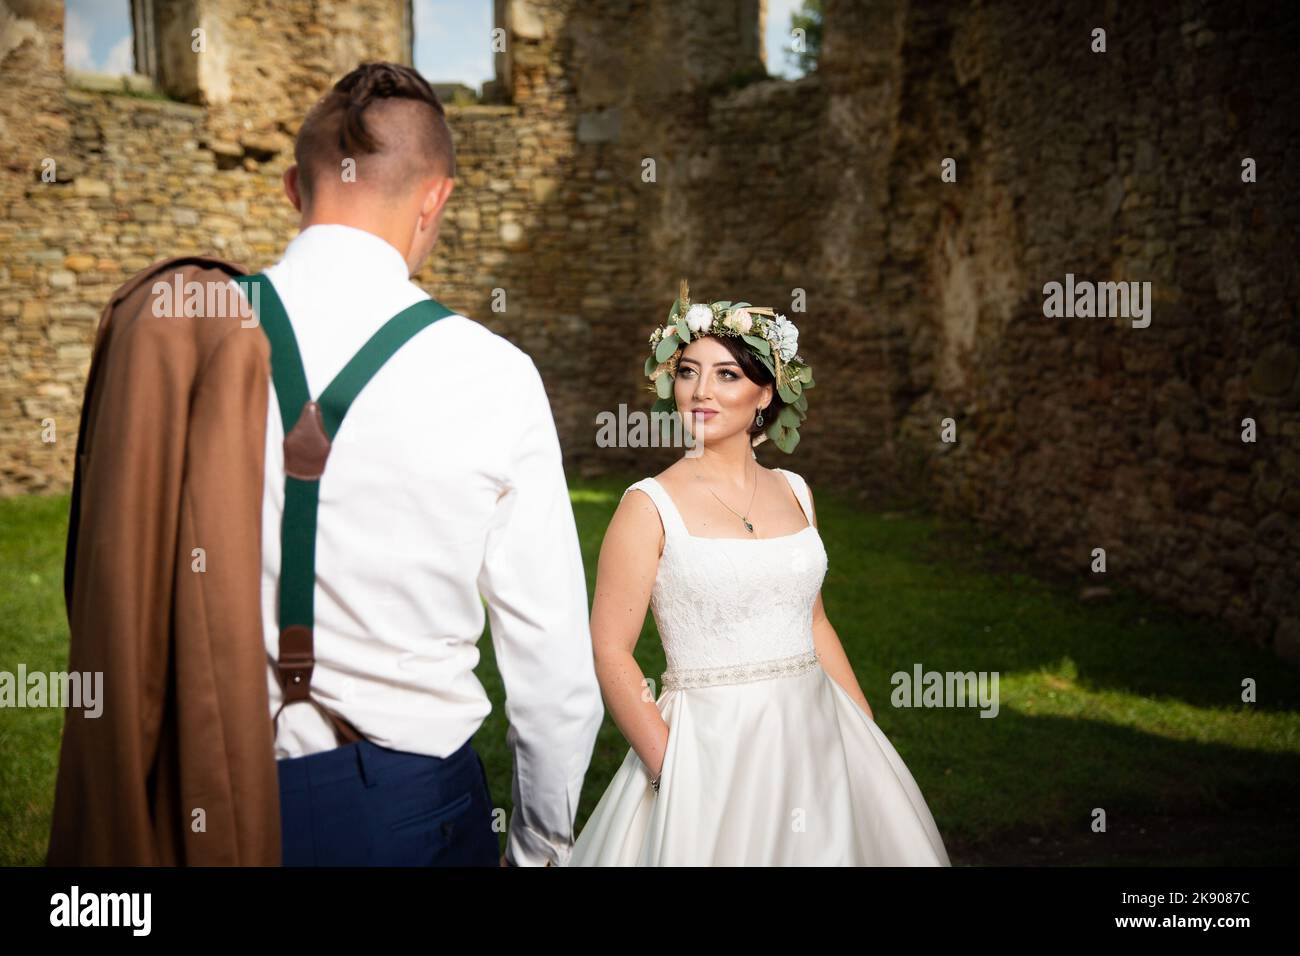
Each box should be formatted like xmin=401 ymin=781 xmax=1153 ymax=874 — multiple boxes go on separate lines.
xmin=661 ymin=649 xmax=821 ymax=691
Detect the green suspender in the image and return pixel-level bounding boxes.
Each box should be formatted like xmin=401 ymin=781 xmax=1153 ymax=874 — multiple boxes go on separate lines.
xmin=238 ymin=273 xmax=454 ymax=745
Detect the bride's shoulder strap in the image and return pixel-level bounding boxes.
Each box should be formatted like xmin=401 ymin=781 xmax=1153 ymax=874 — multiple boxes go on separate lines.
xmin=623 ymin=477 xmax=688 ymax=537
xmin=775 ymin=468 xmax=814 ymax=525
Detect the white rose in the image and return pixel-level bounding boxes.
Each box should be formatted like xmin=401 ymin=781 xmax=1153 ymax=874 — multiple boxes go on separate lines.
xmin=771 ymin=313 xmax=799 ymax=362
xmin=728 ymin=307 xmax=753 ymax=333
xmin=685 ymin=303 xmax=714 ymax=333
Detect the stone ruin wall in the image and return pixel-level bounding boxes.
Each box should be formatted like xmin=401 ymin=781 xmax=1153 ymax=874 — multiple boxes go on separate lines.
xmin=1 ymin=0 xmax=1297 ymax=658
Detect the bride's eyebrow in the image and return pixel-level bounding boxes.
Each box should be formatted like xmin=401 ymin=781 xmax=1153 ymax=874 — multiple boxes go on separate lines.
xmin=679 ymin=358 xmax=740 ymax=368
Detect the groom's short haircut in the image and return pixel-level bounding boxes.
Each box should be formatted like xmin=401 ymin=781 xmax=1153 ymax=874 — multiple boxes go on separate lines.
xmin=294 ymin=62 xmax=456 ymax=207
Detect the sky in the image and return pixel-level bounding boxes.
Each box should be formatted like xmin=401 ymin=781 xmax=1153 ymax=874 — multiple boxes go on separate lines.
xmin=64 ymin=0 xmax=133 ymax=74
xmin=413 ymin=0 xmax=493 ymax=90
xmin=63 ymin=0 xmax=809 ymax=86
xmin=765 ymin=0 xmax=809 ymax=79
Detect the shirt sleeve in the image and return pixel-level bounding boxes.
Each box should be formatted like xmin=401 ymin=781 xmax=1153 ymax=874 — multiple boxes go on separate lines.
xmin=476 ymin=354 xmax=605 ymax=866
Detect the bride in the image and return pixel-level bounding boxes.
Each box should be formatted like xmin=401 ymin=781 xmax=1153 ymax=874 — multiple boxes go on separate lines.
xmin=563 ymin=282 xmax=951 ymax=866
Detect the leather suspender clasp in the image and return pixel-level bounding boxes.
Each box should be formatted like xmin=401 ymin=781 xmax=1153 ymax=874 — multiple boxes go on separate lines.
xmin=277 ymin=624 xmax=315 ymax=702
xmin=283 ymin=401 xmax=332 ymax=480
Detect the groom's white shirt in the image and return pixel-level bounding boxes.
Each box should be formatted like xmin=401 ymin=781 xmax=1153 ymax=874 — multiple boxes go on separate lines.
xmin=256 ymin=223 xmax=603 ymax=866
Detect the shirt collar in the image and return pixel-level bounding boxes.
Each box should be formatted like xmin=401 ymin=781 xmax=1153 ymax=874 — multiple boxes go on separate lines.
xmin=280 ymin=223 xmax=411 ymax=282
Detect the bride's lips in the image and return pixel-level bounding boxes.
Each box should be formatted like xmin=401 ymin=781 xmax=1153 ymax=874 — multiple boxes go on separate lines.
xmin=691 ymin=409 xmax=718 ymax=419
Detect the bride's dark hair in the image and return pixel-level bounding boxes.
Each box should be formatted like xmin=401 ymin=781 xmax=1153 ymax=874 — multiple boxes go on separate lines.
xmin=700 ymin=334 xmax=784 ymax=439
xmin=293 ymin=62 xmax=456 ymax=206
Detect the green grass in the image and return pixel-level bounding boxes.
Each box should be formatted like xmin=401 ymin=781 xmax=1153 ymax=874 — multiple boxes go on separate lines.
xmin=0 ymin=495 xmax=74 ymax=867
xmin=3 ymin=478 xmax=1298 ymax=865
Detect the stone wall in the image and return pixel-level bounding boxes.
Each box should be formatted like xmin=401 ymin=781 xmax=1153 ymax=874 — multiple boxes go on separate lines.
xmin=0 ymin=0 xmax=661 ymax=489
xmin=883 ymin=1 xmax=1300 ymax=654
xmin=1 ymin=0 xmax=1297 ymax=658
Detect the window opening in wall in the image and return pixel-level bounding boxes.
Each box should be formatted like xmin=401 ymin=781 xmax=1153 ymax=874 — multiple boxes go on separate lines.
xmin=64 ymin=0 xmax=156 ymax=92
xmin=768 ymin=0 xmax=822 ymax=79
xmin=414 ymin=0 xmax=500 ymax=105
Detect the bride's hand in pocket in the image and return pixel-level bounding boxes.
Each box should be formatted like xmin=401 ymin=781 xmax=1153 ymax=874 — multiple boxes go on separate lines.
xmin=651 ymin=721 xmax=671 ymax=786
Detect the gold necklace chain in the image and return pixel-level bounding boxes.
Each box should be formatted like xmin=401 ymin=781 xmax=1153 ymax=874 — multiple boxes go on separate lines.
xmin=693 ymin=456 xmax=759 ymax=533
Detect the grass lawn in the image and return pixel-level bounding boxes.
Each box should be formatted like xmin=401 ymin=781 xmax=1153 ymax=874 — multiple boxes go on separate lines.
xmin=2 ymin=475 xmax=1298 ymax=866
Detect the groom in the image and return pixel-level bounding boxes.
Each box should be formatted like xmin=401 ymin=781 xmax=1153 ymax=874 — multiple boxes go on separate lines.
xmin=255 ymin=62 xmax=603 ymax=866
xmin=47 ymin=61 xmax=601 ymax=867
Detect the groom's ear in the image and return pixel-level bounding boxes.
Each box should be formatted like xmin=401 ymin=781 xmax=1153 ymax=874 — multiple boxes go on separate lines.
xmin=419 ymin=176 xmax=454 ymax=228
xmin=283 ymin=165 xmax=303 ymax=213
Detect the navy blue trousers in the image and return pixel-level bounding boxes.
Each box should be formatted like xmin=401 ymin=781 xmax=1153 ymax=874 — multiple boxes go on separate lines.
xmin=277 ymin=736 xmax=499 ymax=866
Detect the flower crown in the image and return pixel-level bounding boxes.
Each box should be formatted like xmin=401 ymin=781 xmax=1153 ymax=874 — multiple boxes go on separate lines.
xmin=644 ymin=279 xmax=814 ymax=453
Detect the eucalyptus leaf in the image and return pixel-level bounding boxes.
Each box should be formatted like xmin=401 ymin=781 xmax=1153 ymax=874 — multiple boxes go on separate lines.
xmin=778 ymin=381 xmax=798 ymax=404
xmin=668 ymin=297 xmax=681 ymax=322
xmin=655 ymin=334 xmax=679 ymax=363
xmin=644 ymin=355 xmax=659 ymax=377
xmin=741 ymin=334 xmax=771 ymax=356
xmin=651 ymin=395 xmax=674 ymax=415
xmin=778 ymin=405 xmax=801 ymax=428
xmin=794 ymin=392 xmax=808 ymax=412
xmin=713 ymin=301 xmax=731 ymax=310
xmin=774 ymin=426 xmax=800 ymax=453
xmin=675 ymin=317 xmax=691 ymax=343
xmin=655 ymin=372 xmax=674 ymax=399
xmin=798 ymin=365 xmax=812 ymax=384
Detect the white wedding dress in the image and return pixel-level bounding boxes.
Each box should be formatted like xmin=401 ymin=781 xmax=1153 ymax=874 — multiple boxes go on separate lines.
xmin=564 ymin=467 xmax=951 ymax=866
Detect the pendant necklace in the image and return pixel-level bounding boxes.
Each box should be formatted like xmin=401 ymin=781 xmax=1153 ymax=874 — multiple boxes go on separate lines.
xmin=694 ymin=456 xmax=759 ymax=533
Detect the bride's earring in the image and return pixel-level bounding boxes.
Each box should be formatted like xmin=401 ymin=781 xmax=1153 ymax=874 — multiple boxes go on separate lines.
xmin=755 ymin=408 xmax=764 ymax=428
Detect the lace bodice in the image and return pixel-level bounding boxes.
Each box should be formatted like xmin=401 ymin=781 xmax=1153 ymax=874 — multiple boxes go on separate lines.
xmin=623 ymin=468 xmax=829 ymax=679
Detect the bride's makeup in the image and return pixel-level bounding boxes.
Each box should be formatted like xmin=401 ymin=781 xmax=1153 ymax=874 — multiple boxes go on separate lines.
xmin=675 ymin=338 xmax=769 ymax=443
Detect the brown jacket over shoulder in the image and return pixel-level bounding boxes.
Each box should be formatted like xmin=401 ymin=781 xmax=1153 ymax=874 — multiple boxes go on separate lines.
xmin=47 ymin=255 xmax=281 ymax=865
